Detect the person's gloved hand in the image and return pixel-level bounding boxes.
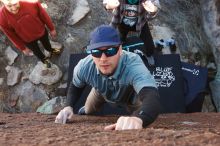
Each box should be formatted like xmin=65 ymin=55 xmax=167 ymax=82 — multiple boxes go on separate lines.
xmin=104 ymin=116 xmax=143 ymax=130
xmin=55 ymin=106 xmax=73 ymax=124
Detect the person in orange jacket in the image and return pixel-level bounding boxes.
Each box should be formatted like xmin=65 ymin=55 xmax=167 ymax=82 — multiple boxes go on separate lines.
xmin=0 ymin=0 xmax=61 ymax=68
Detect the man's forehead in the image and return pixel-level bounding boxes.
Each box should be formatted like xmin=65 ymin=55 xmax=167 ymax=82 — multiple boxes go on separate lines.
xmin=1 ymin=0 xmax=19 ymax=5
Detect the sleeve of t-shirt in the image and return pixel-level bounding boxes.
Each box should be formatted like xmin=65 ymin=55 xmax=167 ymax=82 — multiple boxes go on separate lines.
xmin=36 ymin=1 xmax=55 ymax=31
xmin=72 ymin=59 xmax=87 ymax=88
xmin=129 ymin=56 xmax=157 ymax=93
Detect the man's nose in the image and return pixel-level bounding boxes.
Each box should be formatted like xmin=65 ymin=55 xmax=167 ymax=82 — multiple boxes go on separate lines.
xmin=11 ymin=7 xmax=17 ymax=10
xmin=100 ymin=53 xmax=107 ymax=60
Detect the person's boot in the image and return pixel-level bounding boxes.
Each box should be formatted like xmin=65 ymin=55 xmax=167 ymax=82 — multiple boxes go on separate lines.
xmin=52 ymin=48 xmax=62 ymax=55
xmin=43 ymin=59 xmax=52 ymax=68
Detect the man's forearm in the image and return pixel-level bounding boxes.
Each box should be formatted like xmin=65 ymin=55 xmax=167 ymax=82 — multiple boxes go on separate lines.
xmin=66 ymin=82 xmax=85 ymax=108
xmin=133 ymin=87 xmax=162 ymax=127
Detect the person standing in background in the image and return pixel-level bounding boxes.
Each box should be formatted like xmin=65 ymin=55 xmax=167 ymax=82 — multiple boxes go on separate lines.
xmin=0 ymin=0 xmax=62 ymax=68
xmin=103 ymin=0 xmax=160 ymax=66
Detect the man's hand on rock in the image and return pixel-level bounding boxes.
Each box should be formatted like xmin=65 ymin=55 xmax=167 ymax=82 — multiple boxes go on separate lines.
xmin=55 ymin=106 xmax=74 ymax=124
xmin=104 ymin=116 xmax=143 ymax=130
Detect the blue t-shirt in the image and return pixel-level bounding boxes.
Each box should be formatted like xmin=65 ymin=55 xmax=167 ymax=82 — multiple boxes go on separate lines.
xmin=73 ymin=50 xmax=156 ymax=105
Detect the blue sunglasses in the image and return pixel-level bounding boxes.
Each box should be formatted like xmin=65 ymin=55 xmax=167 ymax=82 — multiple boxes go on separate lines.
xmin=87 ymin=46 xmax=119 ymax=58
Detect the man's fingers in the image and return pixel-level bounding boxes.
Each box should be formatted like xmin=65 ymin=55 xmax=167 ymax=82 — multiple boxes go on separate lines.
xmin=62 ymin=112 xmax=67 ymax=124
xmin=121 ymin=118 xmax=129 ymax=130
xmin=104 ymin=123 xmax=116 ymax=130
xmin=54 ymin=118 xmax=60 ymax=123
xmin=135 ymin=123 xmax=142 ymax=129
xmin=67 ymin=112 xmax=73 ymax=120
xmin=55 ymin=116 xmax=62 ymax=123
xmin=55 ymin=118 xmax=63 ymax=124
xmin=114 ymin=116 xmax=143 ymax=130
xmin=54 ymin=106 xmax=74 ymax=124
xmin=55 ymin=112 xmax=63 ymax=124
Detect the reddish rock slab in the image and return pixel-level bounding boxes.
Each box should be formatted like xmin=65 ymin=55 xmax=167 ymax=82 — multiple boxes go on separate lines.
xmin=0 ymin=113 xmax=220 ymax=146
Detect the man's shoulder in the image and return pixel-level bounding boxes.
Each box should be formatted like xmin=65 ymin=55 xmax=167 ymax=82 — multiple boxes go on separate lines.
xmin=122 ymin=51 xmax=142 ymax=63
xmin=76 ymin=55 xmax=94 ymax=70
xmin=74 ymin=55 xmax=96 ymax=79
xmin=121 ymin=51 xmax=147 ymax=73
xmin=79 ymin=55 xmax=93 ymax=65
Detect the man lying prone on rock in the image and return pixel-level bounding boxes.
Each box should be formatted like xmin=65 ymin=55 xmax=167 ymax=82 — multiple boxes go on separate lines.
xmin=55 ymin=25 xmax=161 ymax=130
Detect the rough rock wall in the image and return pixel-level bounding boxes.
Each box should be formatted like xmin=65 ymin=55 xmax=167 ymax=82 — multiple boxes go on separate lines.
xmin=157 ymin=0 xmax=213 ymax=64
xmin=201 ymin=0 xmax=220 ymax=111
xmin=202 ymin=0 xmax=220 ymax=63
